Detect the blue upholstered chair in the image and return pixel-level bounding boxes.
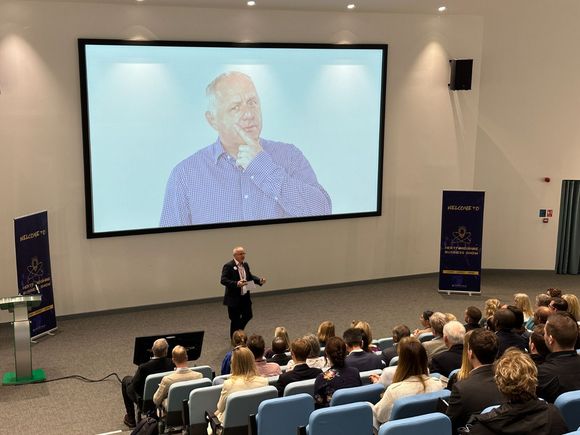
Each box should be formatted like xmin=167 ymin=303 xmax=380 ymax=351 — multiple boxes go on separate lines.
xmin=163 ymin=378 xmax=212 ymax=429
xmin=389 ymin=356 xmax=399 ymax=367
xmin=555 ymin=390 xmax=580 ymax=431
xmin=300 ymin=402 xmax=374 ymax=435
xmin=360 ymin=369 xmax=383 ymax=385
xmin=418 ymin=332 xmax=434 ymax=343
xmin=212 ymin=373 xmax=232 ymax=385
xmin=190 ymin=365 xmax=213 ymax=380
xmin=141 ymin=370 xmax=174 ymax=416
xmin=377 ymin=337 xmax=395 ymax=351
xmin=249 ymin=393 xmax=314 ymax=435
xmin=330 ymin=383 xmax=385 ymax=406
xmin=283 ymin=378 xmax=316 ymax=397
xmin=378 ymin=412 xmax=452 ymax=435
xmin=187 ymin=384 xmax=223 ymax=435
xmin=390 ymin=389 xmax=451 ymax=420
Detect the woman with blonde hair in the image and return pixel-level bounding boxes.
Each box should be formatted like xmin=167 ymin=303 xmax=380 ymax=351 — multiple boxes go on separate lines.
xmin=265 ymin=326 xmax=290 ymax=358
xmin=373 ymin=337 xmax=443 ymax=426
xmin=480 ymin=298 xmax=501 ymax=328
xmin=353 ymin=320 xmax=378 ymax=352
xmin=214 ymin=346 xmax=268 ymax=422
xmin=317 ymin=321 xmax=335 ymax=347
xmin=562 ymin=294 xmax=580 ymax=321
xmin=514 ymin=293 xmax=534 ymax=330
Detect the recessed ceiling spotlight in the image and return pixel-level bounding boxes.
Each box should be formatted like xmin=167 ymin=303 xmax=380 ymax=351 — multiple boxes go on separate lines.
xmin=438 ymin=6 xmax=447 ymax=12
xmin=347 ymin=4 xmax=356 ymax=10
xmin=247 ymin=1 xmax=256 ymax=6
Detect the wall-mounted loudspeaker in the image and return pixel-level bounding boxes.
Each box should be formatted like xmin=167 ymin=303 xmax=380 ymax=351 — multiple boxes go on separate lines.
xmin=449 ymin=59 xmax=473 ymax=91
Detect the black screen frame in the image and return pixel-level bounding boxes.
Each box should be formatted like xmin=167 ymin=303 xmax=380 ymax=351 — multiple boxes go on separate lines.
xmin=78 ymin=39 xmax=388 ymax=239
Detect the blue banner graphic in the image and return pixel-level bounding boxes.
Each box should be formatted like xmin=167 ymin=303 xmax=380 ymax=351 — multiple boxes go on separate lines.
xmin=14 ymin=211 xmax=58 ymax=338
xmin=439 ymin=191 xmax=485 ymax=293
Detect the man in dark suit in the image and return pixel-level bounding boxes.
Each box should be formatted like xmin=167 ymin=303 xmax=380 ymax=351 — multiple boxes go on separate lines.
xmin=276 ymin=338 xmax=322 ymax=396
xmin=221 ymin=246 xmax=266 ymax=338
xmin=344 ymin=328 xmax=385 ymax=372
xmin=494 ymin=308 xmax=528 ymax=357
xmin=121 ymin=338 xmax=174 ymax=428
xmin=446 ymin=329 xmax=503 ymax=432
xmin=537 ymin=312 xmax=580 ymax=402
xmin=429 ymin=320 xmax=465 ymax=377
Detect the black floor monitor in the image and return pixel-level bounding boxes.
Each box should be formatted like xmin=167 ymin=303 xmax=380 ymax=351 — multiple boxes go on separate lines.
xmin=133 ymin=330 xmax=204 ymax=365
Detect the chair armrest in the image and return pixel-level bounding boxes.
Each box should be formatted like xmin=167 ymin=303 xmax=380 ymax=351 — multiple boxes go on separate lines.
xmin=205 ymin=410 xmax=222 ymax=435
xmin=297 ymin=425 xmax=307 ymax=435
xmin=182 ymin=399 xmax=190 ymax=432
xmin=248 ymin=414 xmax=257 ymax=435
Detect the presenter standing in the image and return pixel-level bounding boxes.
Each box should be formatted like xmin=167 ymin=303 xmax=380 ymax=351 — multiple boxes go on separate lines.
xmin=221 ymin=246 xmax=266 ymax=338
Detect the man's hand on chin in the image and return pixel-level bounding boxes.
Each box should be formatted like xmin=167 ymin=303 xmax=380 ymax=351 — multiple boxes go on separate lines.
xmin=234 ymin=125 xmax=263 ymax=170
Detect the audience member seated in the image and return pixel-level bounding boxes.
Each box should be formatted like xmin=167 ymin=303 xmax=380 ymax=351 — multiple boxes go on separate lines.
xmin=445 ymin=313 xmax=458 ymax=322
xmin=464 ymin=306 xmax=482 ymax=331
xmin=506 ymin=305 xmax=530 ymax=339
xmin=445 ymin=330 xmax=473 ymax=392
xmin=264 ymin=326 xmax=289 ymax=359
xmin=546 ymin=288 xmax=562 ymax=298
xmin=317 ymin=320 xmax=335 ymax=347
xmin=314 ymin=336 xmax=362 ymax=408
xmin=373 ymin=337 xmax=443 ymax=427
xmin=214 ymin=346 xmax=268 ymax=422
xmin=494 ymin=308 xmax=527 ymax=357
xmin=549 ymin=297 xmax=569 ymax=313
xmin=531 ymin=306 xmax=552 ymax=331
xmin=353 ymin=320 xmax=379 ymax=352
xmin=153 ymin=345 xmax=202 ymax=411
xmin=464 ymin=349 xmax=568 ymax=435
xmin=423 ymin=312 xmax=448 ymax=359
xmin=412 ymin=310 xmax=434 ymax=337
xmin=275 ymin=338 xmax=322 ymax=396
xmin=248 ymin=334 xmax=281 ymax=377
xmin=221 ymin=330 xmax=247 ymax=375
xmin=381 ymin=324 xmax=410 ymax=366
xmin=429 ymin=320 xmax=465 ymax=378
xmin=537 ymin=312 xmax=580 ymax=403
xmin=529 ymin=324 xmax=549 ymax=366
xmin=514 ymin=292 xmax=534 ymax=330
xmin=480 ymin=298 xmax=500 ymax=328
xmin=536 ymin=293 xmax=551 ymax=308
xmin=121 ymin=338 xmax=174 ymax=428
xmin=266 ymin=337 xmax=291 ymax=366
xmin=446 ymin=329 xmax=503 ymax=433
xmin=286 ymin=334 xmax=328 ymax=371
xmin=343 ymin=327 xmax=385 ymax=372
xmin=562 ymin=294 xmax=580 ymax=322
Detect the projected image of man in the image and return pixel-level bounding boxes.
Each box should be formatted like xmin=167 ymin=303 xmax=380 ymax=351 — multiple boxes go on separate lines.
xmin=160 ymin=71 xmax=331 ymax=226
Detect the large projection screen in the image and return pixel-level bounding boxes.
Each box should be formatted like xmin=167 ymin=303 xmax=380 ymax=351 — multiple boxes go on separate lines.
xmin=78 ymin=40 xmax=387 ymax=238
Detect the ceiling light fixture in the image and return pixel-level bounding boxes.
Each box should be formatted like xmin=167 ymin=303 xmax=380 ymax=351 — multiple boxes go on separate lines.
xmin=438 ymin=6 xmax=447 ymax=12
xmin=347 ymin=4 xmax=356 ymax=10
xmin=247 ymin=1 xmax=256 ymax=6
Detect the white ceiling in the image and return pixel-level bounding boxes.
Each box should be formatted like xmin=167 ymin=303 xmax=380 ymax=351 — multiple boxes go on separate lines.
xmin=31 ymin=0 xmax=495 ymax=15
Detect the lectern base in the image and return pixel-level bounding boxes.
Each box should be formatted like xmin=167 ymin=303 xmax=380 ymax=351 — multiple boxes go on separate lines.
xmin=2 ymin=368 xmax=46 ymax=385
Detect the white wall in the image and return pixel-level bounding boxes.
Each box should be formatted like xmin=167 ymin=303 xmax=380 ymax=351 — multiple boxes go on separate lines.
xmin=0 ymin=1 xmax=483 ymax=319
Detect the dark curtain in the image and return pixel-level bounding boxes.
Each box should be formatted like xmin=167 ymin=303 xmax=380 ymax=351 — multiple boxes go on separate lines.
xmin=556 ymin=180 xmax=580 ymax=274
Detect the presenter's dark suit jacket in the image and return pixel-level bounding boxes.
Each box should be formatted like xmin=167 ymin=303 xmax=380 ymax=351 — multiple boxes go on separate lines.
xmin=220 ymin=260 xmax=262 ymax=307
xmin=446 ymin=364 xmax=504 ymax=432
xmin=129 ymin=357 xmax=175 ymax=399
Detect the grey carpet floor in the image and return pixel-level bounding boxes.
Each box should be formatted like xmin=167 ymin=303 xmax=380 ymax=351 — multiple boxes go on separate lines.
xmin=1 ymin=269 xmax=579 ymax=434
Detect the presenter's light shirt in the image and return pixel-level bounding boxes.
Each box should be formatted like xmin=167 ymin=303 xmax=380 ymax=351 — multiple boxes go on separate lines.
xmin=160 ymin=138 xmax=331 ymax=226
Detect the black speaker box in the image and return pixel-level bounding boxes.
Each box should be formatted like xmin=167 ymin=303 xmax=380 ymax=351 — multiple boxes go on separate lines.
xmin=449 ymin=59 xmax=473 ymax=91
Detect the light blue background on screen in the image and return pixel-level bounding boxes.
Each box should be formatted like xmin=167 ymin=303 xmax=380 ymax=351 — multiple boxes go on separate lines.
xmin=85 ymin=45 xmax=384 ymax=232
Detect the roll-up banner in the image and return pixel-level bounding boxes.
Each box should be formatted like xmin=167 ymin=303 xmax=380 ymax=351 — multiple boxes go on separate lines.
xmin=439 ymin=191 xmax=485 ymax=295
xmin=14 ymin=211 xmax=58 ymax=339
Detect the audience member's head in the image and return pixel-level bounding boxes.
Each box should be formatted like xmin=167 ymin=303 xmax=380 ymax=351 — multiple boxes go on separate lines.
xmin=494 ymin=308 xmax=517 ymax=331
xmin=172 ymin=345 xmax=188 ymax=366
xmin=290 ymin=338 xmax=311 ymax=363
xmin=484 ymin=298 xmax=501 ymax=318
xmin=271 ymin=337 xmax=287 ymax=355
xmin=231 ymin=346 xmax=258 ymax=378
xmin=457 ymin=330 xmax=474 ymax=381
xmin=429 ymin=312 xmax=448 ymax=338
xmin=534 ymin=306 xmax=552 ymax=325
xmin=546 ymin=288 xmax=562 ymax=298
xmin=529 ymin=324 xmax=550 ymax=358
xmin=468 ymin=328 xmax=499 ymax=365
xmin=494 ymin=349 xmax=537 ymax=402
xmin=324 ymin=336 xmax=347 ymax=368
xmin=231 ymin=330 xmax=247 ymax=347
xmin=465 ymin=306 xmax=482 ymax=325
xmin=563 ymin=294 xmax=580 ymax=321
xmin=304 ymin=334 xmax=321 ymax=359
xmin=514 ymin=293 xmax=534 ymax=318
xmin=549 ymin=297 xmax=569 ymax=313
xmin=419 ymin=310 xmax=434 ymax=328
xmin=274 ymin=326 xmax=290 ymax=349
xmin=152 ymin=338 xmax=169 ymax=358
xmin=392 ymin=324 xmax=411 ymax=344
xmin=248 ymin=334 xmax=266 ymax=359
xmin=445 ymin=313 xmax=458 ymax=322
xmin=536 ymin=293 xmax=551 ymax=308
xmin=353 ymin=321 xmax=374 ymax=349
xmin=342 ymin=327 xmax=364 ymax=350
xmin=506 ymin=305 xmax=525 ymax=329
xmin=393 ymin=337 xmax=429 ymax=388
xmin=317 ymin=321 xmax=335 ymax=346
xmin=545 ymin=312 xmax=579 ymax=352
xmin=443 ymin=320 xmax=466 ymax=348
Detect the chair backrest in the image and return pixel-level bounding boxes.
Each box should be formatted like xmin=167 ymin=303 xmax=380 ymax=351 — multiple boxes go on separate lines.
xmin=308 ymin=402 xmax=373 ymax=435
xmin=165 ymin=378 xmax=212 ymax=427
xmin=447 ymin=368 xmax=460 ymax=380
xmin=190 ymin=365 xmax=213 ymax=380
xmin=360 ymin=369 xmax=383 ymax=385
xmin=254 ymin=393 xmax=314 ymax=435
xmin=188 ymin=384 xmax=223 ymax=432
xmin=378 ymin=412 xmax=452 ymax=435
xmin=390 ymin=389 xmax=451 ymax=420
xmin=283 ymin=378 xmax=317 ymax=397
xmin=330 ymin=383 xmax=386 ymax=406
xmin=555 ymin=390 xmax=580 ymax=431
xmin=389 ymin=356 xmax=399 ymax=367
xmin=141 ymin=370 xmax=174 ymax=414
xmin=222 ymin=386 xmax=278 ymax=428
xmin=377 ymin=338 xmax=394 ymax=351
xmin=418 ymin=333 xmax=434 ymax=343
xmin=267 ymin=375 xmax=279 ymax=386
xmin=213 ymin=374 xmax=232 ymax=385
